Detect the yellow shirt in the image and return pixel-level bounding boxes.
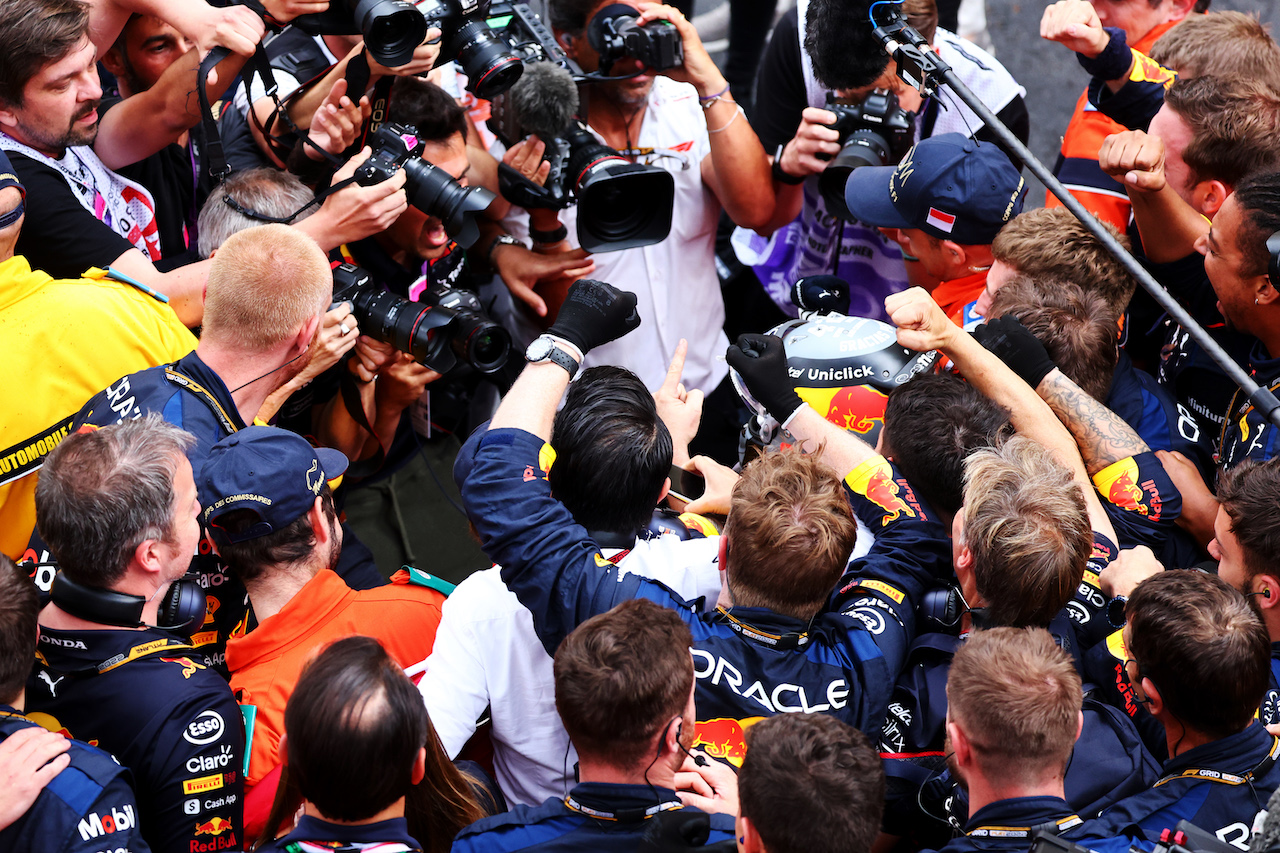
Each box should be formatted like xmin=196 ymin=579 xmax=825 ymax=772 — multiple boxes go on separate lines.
xmin=0 ymin=257 xmax=196 ymax=560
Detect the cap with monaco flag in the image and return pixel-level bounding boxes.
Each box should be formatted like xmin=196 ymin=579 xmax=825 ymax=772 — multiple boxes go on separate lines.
xmin=841 ymin=133 xmax=1025 ymax=245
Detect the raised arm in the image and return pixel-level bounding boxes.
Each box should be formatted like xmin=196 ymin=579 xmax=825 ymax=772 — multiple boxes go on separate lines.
xmin=886 ymin=288 xmax=1117 ymax=543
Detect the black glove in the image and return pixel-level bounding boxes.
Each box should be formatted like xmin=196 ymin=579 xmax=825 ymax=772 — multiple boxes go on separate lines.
xmin=726 ymin=333 xmax=805 ymax=425
xmin=972 ymin=315 xmax=1058 ymax=389
xmin=547 ymin=279 xmax=641 ymax=355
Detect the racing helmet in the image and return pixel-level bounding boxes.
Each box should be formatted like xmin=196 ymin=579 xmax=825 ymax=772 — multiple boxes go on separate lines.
xmin=732 ymin=313 xmax=939 ymax=455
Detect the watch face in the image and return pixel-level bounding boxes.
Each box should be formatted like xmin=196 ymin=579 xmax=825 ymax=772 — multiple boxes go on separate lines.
xmin=526 ymin=338 xmax=552 ymax=362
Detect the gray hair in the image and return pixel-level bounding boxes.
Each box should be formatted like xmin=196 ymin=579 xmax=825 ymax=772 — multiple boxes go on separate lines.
xmin=197 ymin=167 xmax=317 ymax=258
xmin=36 ymin=415 xmax=196 ymax=587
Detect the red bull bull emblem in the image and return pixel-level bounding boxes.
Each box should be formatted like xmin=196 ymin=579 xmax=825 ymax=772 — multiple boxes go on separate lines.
xmin=160 ymin=657 xmax=204 ymax=679
xmin=846 ymin=459 xmax=918 ymax=526
xmin=1095 ymin=459 xmax=1160 ymax=520
xmin=194 ymin=817 xmax=232 ymax=836
xmin=692 ymin=717 xmax=764 ymax=767
xmin=821 ymin=386 xmax=889 ymax=435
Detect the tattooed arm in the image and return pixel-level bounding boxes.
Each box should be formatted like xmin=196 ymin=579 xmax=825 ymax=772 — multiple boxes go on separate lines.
xmin=1037 ymin=369 xmax=1150 ymax=477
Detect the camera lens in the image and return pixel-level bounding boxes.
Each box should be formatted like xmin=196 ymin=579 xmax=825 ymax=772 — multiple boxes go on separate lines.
xmin=819 ymin=130 xmax=891 ymax=220
xmin=457 ymin=320 xmax=511 ymax=374
xmin=352 ymin=0 xmax=428 ymax=67
xmin=448 ymin=19 xmax=524 ymax=100
xmin=399 ymin=157 xmax=496 ymax=248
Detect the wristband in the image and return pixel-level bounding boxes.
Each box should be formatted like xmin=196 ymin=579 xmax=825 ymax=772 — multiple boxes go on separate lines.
xmin=1076 ymin=26 xmax=1130 ymax=80
xmin=529 ymin=223 xmax=568 ymax=245
xmin=772 ymin=143 xmax=806 ymax=185
xmin=699 ymin=82 xmax=731 ymax=108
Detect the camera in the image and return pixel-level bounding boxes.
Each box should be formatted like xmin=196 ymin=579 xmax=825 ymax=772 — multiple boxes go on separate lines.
xmin=817 ymin=90 xmax=916 ymax=221
xmin=354 ymin=123 xmax=495 ymax=249
xmin=331 ymin=263 xmax=511 ymax=375
xmin=555 ymin=123 xmax=675 ymax=251
xmin=291 ymin=0 xmax=523 ymax=98
xmin=586 ymin=3 xmax=683 ymax=75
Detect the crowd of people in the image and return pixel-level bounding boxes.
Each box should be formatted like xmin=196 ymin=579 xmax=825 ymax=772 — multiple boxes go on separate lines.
xmin=1 ymin=0 xmax=1280 ymax=850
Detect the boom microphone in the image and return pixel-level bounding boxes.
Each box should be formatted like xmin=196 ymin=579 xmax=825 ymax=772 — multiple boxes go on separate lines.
xmin=508 ymin=61 xmax=581 ymax=140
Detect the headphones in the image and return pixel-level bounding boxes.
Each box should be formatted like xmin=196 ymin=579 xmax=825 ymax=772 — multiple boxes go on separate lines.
xmin=1267 ymin=231 xmax=1280 ymax=290
xmin=920 ymin=584 xmax=989 ymax=632
xmin=50 ymin=571 xmax=207 ymax=637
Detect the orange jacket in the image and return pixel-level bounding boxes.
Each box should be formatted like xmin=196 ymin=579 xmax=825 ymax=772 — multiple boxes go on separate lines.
xmin=1046 ymin=20 xmax=1181 ymax=230
xmin=228 ymin=568 xmax=446 ymax=838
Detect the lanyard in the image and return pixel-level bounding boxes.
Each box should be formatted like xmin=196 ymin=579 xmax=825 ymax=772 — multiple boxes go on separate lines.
xmin=36 ymin=636 xmax=195 ymax=679
xmin=1154 ymin=736 xmax=1280 ymax=788
xmin=714 ymin=607 xmax=812 ymax=649
xmin=967 ymin=815 xmax=1083 ymax=839
xmin=563 ymin=795 xmax=682 ymax=822
xmin=163 ymin=367 xmax=241 ymax=436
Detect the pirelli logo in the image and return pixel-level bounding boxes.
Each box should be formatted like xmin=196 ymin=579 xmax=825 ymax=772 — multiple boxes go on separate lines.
xmin=183 ymin=774 xmax=224 ymax=794
xmin=856 ymin=579 xmax=905 ymax=603
xmin=0 ymin=416 xmax=74 ymax=486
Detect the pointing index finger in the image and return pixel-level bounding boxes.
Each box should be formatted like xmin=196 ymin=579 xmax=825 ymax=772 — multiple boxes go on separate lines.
xmin=662 ymin=338 xmax=689 ymax=394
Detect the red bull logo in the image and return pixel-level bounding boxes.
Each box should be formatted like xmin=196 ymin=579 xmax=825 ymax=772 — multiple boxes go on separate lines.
xmin=194 ymin=817 xmax=233 ymax=836
xmin=692 ymin=717 xmax=764 ymax=767
xmin=160 ymin=657 xmax=204 ymax=679
xmin=1095 ymin=459 xmax=1160 ymax=520
xmin=821 ymin=385 xmax=889 ymax=436
xmin=845 ymin=459 xmax=917 ymax=526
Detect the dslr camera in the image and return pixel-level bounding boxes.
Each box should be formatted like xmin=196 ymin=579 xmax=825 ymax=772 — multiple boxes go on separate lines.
xmin=331 ymin=263 xmax=511 ymax=376
xmin=292 ymin=0 xmax=523 ymax=98
xmin=586 ymin=3 xmax=683 ymax=75
xmin=354 ymin=123 xmax=495 ymax=249
xmin=817 ymin=90 xmax=915 ymax=220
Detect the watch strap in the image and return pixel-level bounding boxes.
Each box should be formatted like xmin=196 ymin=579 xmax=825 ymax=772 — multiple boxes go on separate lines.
xmin=527 ymin=335 xmax=581 ymax=377
xmin=772 ymin=143 xmax=807 ymax=185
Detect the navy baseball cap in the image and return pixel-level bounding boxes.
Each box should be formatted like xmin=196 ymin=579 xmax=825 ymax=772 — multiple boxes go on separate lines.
xmin=843 ymin=133 xmax=1025 ymax=245
xmin=199 ymin=426 xmax=348 ymax=546
xmin=0 ymin=150 xmax=25 ymax=229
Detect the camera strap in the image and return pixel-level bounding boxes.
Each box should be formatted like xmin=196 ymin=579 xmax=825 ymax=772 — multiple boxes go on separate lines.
xmin=336 ymin=371 xmax=388 ymax=479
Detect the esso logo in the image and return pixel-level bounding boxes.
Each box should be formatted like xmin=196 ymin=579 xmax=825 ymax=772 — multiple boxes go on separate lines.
xmin=184 ymin=711 xmax=225 ymax=746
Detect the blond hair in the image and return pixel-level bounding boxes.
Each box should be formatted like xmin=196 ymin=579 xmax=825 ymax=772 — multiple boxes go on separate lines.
xmin=203 ymin=224 xmax=331 ymax=354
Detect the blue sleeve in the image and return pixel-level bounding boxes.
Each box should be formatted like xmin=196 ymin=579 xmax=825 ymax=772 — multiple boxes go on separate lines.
xmin=57 ymin=772 xmax=153 ymax=853
xmin=459 ymin=428 xmax=702 ymax=656
xmin=1095 ymin=452 xmax=1183 ymax=553
xmin=831 ymin=457 xmax=953 ymax=679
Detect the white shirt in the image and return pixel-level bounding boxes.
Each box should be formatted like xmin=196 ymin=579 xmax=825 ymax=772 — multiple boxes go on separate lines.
xmin=493 ymin=77 xmax=728 ymax=395
xmin=417 ymin=534 xmax=722 ymax=807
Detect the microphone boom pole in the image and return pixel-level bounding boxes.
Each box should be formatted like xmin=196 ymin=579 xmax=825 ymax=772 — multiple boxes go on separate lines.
xmin=872 ymin=11 xmax=1280 ymax=430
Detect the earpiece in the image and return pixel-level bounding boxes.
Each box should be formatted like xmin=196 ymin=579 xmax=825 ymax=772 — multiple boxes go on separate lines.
xmin=675 ymin=723 xmax=708 ymax=767
xmin=1249 ymin=587 xmax=1273 ymax=600
xmin=1267 ymin=231 xmax=1280 ymax=290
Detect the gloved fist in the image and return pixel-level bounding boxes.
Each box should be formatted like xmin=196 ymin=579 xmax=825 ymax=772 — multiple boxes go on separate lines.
xmin=972 ymin=315 xmax=1058 ymax=390
xmin=547 ymin=279 xmax=641 ymax=355
xmin=726 ymin=333 xmax=805 ymax=426
xmin=792 ymin=275 xmax=851 ymax=317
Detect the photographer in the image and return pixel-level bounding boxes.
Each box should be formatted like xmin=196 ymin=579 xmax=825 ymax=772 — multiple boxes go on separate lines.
xmin=487 ymin=0 xmax=771 ymax=461
xmin=741 ymin=0 xmax=1027 ymax=320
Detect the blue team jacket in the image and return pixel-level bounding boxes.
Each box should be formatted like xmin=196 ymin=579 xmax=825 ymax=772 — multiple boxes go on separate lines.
xmin=458 ymin=427 xmax=952 ymax=745
xmin=0 ymin=707 xmax=151 ymax=853
xmin=451 ymin=782 xmax=734 ymax=853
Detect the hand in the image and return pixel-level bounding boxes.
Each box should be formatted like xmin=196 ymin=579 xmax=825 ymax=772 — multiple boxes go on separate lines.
xmin=972 ymin=315 xmax=1058 ymax=390
xmin=684 ymin=455 xmax=740 ymax=516
xmin=673 ymin=752 xmax=739 ymax=816
xmin=777 ymin=108 xmax=842 ymax=179
xmin=0 ymin=727 xmax=71 ymax=831
xmin=492 ymin=245 xmax=595 ymax=317
xmin=1156 ymin=449 xmax=1219 ymax=546
xmin=654 ymin=340 xmax=704 ymax=465
xmin=546 ymin=279 xmax=641 ymax=354
xmin=364 ymin=28 xmax=444 ymax=76
xmin=349 ymin=336 xmax=401 ymax=383
xmin=725 ymin=333 xmax=804 ymax=425
xmin=306 ymin=79 xmax=371 ymax=161
xmin=1100 ymin=545 xmax=1164 ymax=598
xmin=260 ymin=0 xmax=333 ymax=23
xmin=503 ymin=135 xmax=552 ymax=187
xmin=375 ymin=353 xmax=442 ymax=411
xmin=1040 ymin=0 xmax=1110 ymax=57
xmin=1098 ymin=130 xmax=1167 ymax=193
xmin=300 ymin=303 xmax=361 ymax=381
xmin=309 ymin=147 xmax=409 ymax=250
xmin=634 ymin=3 xmax=723 ymax=95
xmin=188 ymin=4 xmax=265 ymax=56
xmin=885 ymin=287 xmax=961 ymax=353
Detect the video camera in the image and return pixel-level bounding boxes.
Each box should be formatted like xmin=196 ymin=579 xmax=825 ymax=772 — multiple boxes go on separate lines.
xmin=332 ymin=262 xmax=511 ymax=376
xmin=291 ymin=0 xmax=524 ymax=98
xmin=354 ymin=123 xmax=495 ymax=249
xmin=817 ymin=90 xmax=915 ymax=220
xmin=1028 ymin=821 xmax=1239 ymax=853
xmin=585 ymin=3 xmax=682 ymax=75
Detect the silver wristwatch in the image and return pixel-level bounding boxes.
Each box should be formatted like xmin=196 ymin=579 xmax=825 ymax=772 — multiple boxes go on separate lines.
xmin=525 ymin=335 xmax=581 ymax=377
